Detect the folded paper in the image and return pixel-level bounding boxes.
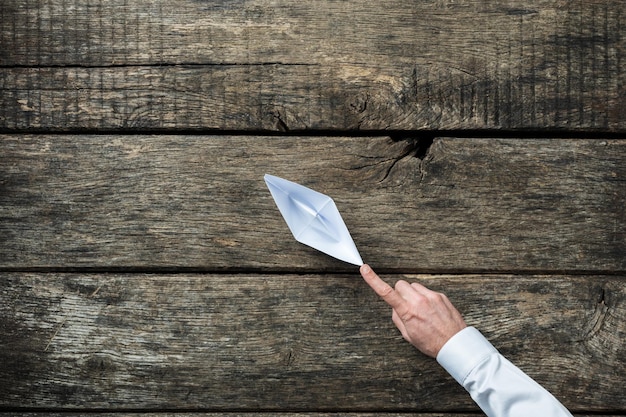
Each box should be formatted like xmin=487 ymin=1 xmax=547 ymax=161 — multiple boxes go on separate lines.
xmin=264 ymin=174 xmax=363 ymax=266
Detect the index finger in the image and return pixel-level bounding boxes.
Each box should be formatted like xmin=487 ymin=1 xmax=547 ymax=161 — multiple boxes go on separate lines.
xmin=360 ymin=264 xmax=408 ymax=311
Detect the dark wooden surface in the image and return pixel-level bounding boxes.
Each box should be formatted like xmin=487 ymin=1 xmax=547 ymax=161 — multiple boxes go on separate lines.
xmin=0 ymin=414 xmax=620 ymax=417
xmin=0 ymin=136 xmax=624 ymax=272
xmin=1 ymin=0 xmax=625 ymax=416
xmin=1 ymin=0 xmax=625 ymax=131
xmin=1 ymin=273 xmax=624 ymax=411
xmin=1 ymin=414 xmax=622 ymax=417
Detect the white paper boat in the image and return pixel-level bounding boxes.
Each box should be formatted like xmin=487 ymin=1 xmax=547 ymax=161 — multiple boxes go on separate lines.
xmin=264 ymin=174 xmax=363 ymax=266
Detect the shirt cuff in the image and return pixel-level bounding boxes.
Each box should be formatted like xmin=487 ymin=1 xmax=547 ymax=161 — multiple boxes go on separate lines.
xmin=436 ymin=326 xmax=498 ymax=385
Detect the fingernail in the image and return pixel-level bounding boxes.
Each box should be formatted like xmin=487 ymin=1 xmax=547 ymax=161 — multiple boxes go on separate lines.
xmin=361 ymin=264 xmax=370 ymax=273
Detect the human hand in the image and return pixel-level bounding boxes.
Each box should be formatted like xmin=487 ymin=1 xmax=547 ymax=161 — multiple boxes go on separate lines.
xmin=360 ymin=264 xmax=467 ymax=358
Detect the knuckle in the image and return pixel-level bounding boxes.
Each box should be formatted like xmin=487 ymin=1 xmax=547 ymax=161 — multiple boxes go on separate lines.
xmin=379 ymin=285 xmax=394 ymax=298
xmin=426 ymin=290 xmax=446 ymax=302
xmin=393 ymin=280 xmax=407 ymax=290
xmin=400 ymin=311 xmax=414 ymax=322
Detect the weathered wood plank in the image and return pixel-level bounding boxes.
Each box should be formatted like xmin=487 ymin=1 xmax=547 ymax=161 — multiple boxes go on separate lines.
xmin=0 ymin=414 xmax=498 ymax=417
xmin=1 ymin=136 xmax=624 ymax=272
xmin=2 ymin=414 xmax=620 ymax=417
xmin=0 ymin=0 xmax=624 ymax=131
xmin=1 ymin=62 xmax=623 ymax=132
xmin=1 ymin=273 xmax=624 ymax=411
xmin=8 ymin=0 xmax=623 ymax=66
xmin=0 ymin=65 xmax=369 ymax=132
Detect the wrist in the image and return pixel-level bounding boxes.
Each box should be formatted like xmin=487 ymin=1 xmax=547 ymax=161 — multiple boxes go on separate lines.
xmin=436 ymin=327 xmax=497 ymax=385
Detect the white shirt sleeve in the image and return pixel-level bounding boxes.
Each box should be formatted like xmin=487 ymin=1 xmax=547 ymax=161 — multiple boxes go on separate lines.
xmin=436 ymin=326 xmax=573 ymax=417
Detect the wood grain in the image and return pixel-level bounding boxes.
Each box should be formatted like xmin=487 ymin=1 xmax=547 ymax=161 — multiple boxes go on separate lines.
xmin=0 ymin=414 xmax=501 ymax=417
xmin=2 ymin=1 xmax=624 ymax=416
xmin=1 ymin=414 xmax=620 ymax=417
xmin=1 ymin=136 xmax=624 ymax=272
xmin=1 ymin=273 xmax=624 ymax=411
xmin=1 ymin=0 xmax=624 ymax=131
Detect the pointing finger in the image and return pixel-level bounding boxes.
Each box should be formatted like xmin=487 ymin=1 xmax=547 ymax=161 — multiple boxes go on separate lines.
xmin=360 ymin=264 xmax=408 ymax=312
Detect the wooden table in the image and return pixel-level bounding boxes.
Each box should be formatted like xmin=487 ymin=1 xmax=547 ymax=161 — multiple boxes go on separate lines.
xmin=1 ymin=1 xmax=624 ymax=416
